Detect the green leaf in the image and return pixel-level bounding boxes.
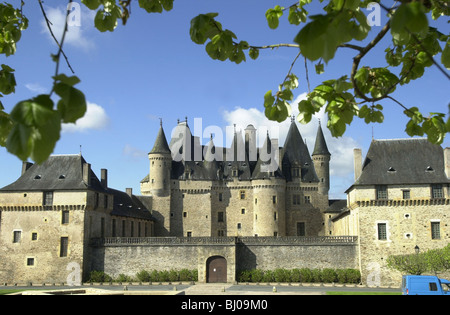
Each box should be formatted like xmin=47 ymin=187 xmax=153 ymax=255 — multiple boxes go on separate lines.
xmin=442 ymin=41 xmax=450 ymax=70
xmin=81 ymin=0 xmax=101 ymax=10
xmin=0 ymin=110 xmax=12 ymax=147
xmin=7 ymin=95 xmax=61 ymax=163
xmin=266 ymin=5 xmax=284 ymax=30
xmin=0 ymin=64 xmax=16 ymax=95
xmin=54 ymin=83 xmax=87 ymax=124
xmin=288 ymin=7 xmax=307 ymax=25
xmin=315 ymin=62 xmax=325 ymax=75
xmin=294 ymin=15 xmax=339 ymax=62
xmin=190 ymin=13 xmax=220 ymax=45
xmin=391 ymin=3 xmax=429 ymax=35
xmin=264 ymin=90 xmax=275 ymax=108
xmin=249 ymin=47 xmax=259 ymax=60
xmin=139 ymin=0 xmax=162 ymax=13
xmin=94 ymin=4 xmax=121 ymax=32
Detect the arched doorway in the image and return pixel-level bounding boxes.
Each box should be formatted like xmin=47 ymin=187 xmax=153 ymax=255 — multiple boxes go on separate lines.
xmin=206 ymin=256 xmax=227 ymax=283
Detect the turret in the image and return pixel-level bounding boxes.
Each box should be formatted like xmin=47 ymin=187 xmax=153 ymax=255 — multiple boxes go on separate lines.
xmin=148 ymin=121 xmax=172 ymax=197
xmin=312 ymin=122 xmax=331 ymax=195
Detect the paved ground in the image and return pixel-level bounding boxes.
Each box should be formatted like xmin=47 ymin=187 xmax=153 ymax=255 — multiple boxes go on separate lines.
xmin=2 ymin=283 xmax=401 ymax=295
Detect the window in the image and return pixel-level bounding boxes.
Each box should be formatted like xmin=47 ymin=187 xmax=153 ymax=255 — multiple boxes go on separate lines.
xmin=240 ymin=190 xmax=246 ymax=200
xmin=13 ymin=230 xmax=21 ymax=243
xmin=292 ymin=168 xmax=300 ymax=178
xmin=31 ymin=233 xmax=38 ymax=241
xmin=429 ymin=282 xmax=438 ymax=291
xmin=304 ymin=196 xmax=311 ymax=204
xmin=255 ymin=198 xmax=258 ymax=205
xmin=377 ymin=223 xmax=387 ymax=240
xmin=43 ymin=191 xmax=53 ymax=206
xmin=402 ymin=190 xmax=411 ymax=200
xmin=272 ymin=196 xmax=277 ymax=204
xmin=62 ymin=210 xmax=70 ymax=225
xmin=60 ymin=237 xmax=69 ymax=257
xmin=218 ymin=230 xmax=225 ymax=237
xmin=100 ymin=218 xmax=105 ymax=238
xmin=104 ymin=195 xmax=109 ymax=209
xmin=122 ymin=220 xmax=126 ymax=237
xmin=376 ymin=185 xmax=388 ymax=200
xmin=112 ymin=219 xmax=117 ymax=237
xmin=293 ymin=195 xmax=301 ymax=205
xmin=241 ymin=208 xmax=246 ymax=215
xmin=274 ymin=212 xmax=277 ymax=221
xmin=297 ymin=222 xmax=306 ymax=237
xmin=130 ymin=221 xmax=134 ymax=237
xmin=432 ymin=184 xmax=443 ymax=199
xmin=431 ymin=222 xmax=441 ymax=240
xmin=183 ymin=212 xmax=188 ymax=218
xmin=237 ymin=223 xmax=242 ymax=230
xmin=219 ymin=193 xmax=223 ymax=202
xmin=187 ymin=232 xmax=192 ymax=237
xmin=218 ymin=212 xmax=224 ymax=223
xmin=27 ymin=258 xmax=35 ymax=266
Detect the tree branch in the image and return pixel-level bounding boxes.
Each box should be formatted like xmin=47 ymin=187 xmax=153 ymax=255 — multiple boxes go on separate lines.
xmin=351 ymin=21 xmax=391 ymax=102
xmin=38 ymin=0 xmax=75 ymax=76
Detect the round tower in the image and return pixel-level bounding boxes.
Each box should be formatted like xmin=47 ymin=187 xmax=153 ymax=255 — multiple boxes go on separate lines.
xmin=312 ymin=123 xmax=331 ymax=196
xmin=148 ymin=122 xmax=172 ymax=197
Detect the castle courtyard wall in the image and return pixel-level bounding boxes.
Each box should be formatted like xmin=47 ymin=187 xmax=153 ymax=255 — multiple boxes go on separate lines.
xmin=89 ymin=237 xmax=358 ymax=283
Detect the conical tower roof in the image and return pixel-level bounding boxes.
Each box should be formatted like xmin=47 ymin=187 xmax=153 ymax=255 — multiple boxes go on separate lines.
xmin=150 ymin=123 xmax=171 ymax=154
xmin=312 ymin=122 xmax=331 ymax=156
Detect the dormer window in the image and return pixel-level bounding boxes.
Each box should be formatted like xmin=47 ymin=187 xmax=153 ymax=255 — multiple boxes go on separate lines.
xmin=388 ymin=167 xmax=396 ymax=172
xmin=426 ymin=166 xmax=434 ymax=172
xmin=292 ymin=168 xmax=300 ymax=178
xmin=59 ymin=175 xmax=66 ymax=179
xmin=34 ymin=175 xmax=41 ymax=180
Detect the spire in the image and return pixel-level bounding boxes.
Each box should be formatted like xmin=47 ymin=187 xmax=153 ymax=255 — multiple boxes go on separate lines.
xmin=150 ymin=124 xmax=171 ymax=154
xmin=312 ymin=122 xmax=331 ymax=156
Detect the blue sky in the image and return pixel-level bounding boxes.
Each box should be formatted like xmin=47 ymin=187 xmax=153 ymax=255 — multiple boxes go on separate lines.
xmin=0 ymin=0 xmax=449 ymax=199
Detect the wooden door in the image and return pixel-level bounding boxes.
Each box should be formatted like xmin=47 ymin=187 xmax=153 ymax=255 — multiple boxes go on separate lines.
xmin=207 ymin=256 xmax=227 ymax=283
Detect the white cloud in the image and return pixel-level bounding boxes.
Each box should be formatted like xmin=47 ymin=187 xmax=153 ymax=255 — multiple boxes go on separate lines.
xmin=62 ymin=102 xmax=110 ymax=133
xmin=40 ymin=4 xmax=95 ymax=51
xmin=25 ymin=83 xmax=47 ymax=94
xmin=222 ymin=93 xmax=361 ymax=198
xmin=123 ymin=144 xmax=148 ymax=159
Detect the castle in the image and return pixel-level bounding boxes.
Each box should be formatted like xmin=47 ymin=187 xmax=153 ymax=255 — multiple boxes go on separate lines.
xmin=140 ymin=119 xmax=332 ymax=238
xmin=0 ymin=119 xmax=448 ymax=286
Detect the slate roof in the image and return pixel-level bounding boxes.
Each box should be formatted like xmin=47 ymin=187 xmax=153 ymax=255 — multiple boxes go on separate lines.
xmin=350 ymin=139 xmax=449 ymax=189
xmin=312 ymin=123 xmax=331 ymax=156
xmin=1 ymin=154 xmax=155 ymax=221
xmin=281 ymin=121 xmax=319 ymax=183
xmin=109 ymin=189 xmax=154 ymax=221
xmin=146 ymin=121 xmax=326 ymax=183
xmin=1 ymin=154 xmax=106 ymax=192
xmin=150 ymin=124 xmax=171 ymax=154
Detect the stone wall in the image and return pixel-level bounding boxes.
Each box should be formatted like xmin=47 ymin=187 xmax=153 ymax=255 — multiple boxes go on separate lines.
xmin=89 ymin=236 xmax=358 ymax=283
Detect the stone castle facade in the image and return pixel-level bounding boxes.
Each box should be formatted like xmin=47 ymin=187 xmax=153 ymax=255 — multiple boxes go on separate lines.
xmin=0 ymin=119 xmax=448 ymax=286
xmin=140 ymin=120 xmax=332 ymax=238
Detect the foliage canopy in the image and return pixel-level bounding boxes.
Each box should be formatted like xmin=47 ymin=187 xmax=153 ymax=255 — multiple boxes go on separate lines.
xmin=0 ymin=0 xmax=449 ymax=163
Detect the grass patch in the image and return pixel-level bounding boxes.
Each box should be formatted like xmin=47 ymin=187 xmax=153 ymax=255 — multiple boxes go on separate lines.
xmin=327 ymin=291 xmax=402 ymax=295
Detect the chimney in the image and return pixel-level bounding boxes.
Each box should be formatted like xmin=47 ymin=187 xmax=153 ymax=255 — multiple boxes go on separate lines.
xmin=354 ymin=148 xmax=362 ymax=181
xmin=126 ymin=188 xmax=133 ymax=198
xmin=444 ymin=148 xmax=450 ymax=179
xmin=22 ymin=162 xmax=33 ymax=175
xmin=83 ymin=163 xmax=91 ymax=186
xmin=101 ymin=169 xmax=108 ymax=189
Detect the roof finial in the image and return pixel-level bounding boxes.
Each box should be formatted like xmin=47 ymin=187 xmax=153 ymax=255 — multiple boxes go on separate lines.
xmin=291 ymin=115 xmax=295 ymax=123
xmin=234 ymin=124 xmax=237 ymax=133
xmin=159 ymin=118 xmax=163 ymax=127
xmin=80 ymin=145 xmax=82 ymax=155
xmin=185 ymin=116 xmax=188 ymax=123
xmin=318 ymin=118 xmax=321 ymax=126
